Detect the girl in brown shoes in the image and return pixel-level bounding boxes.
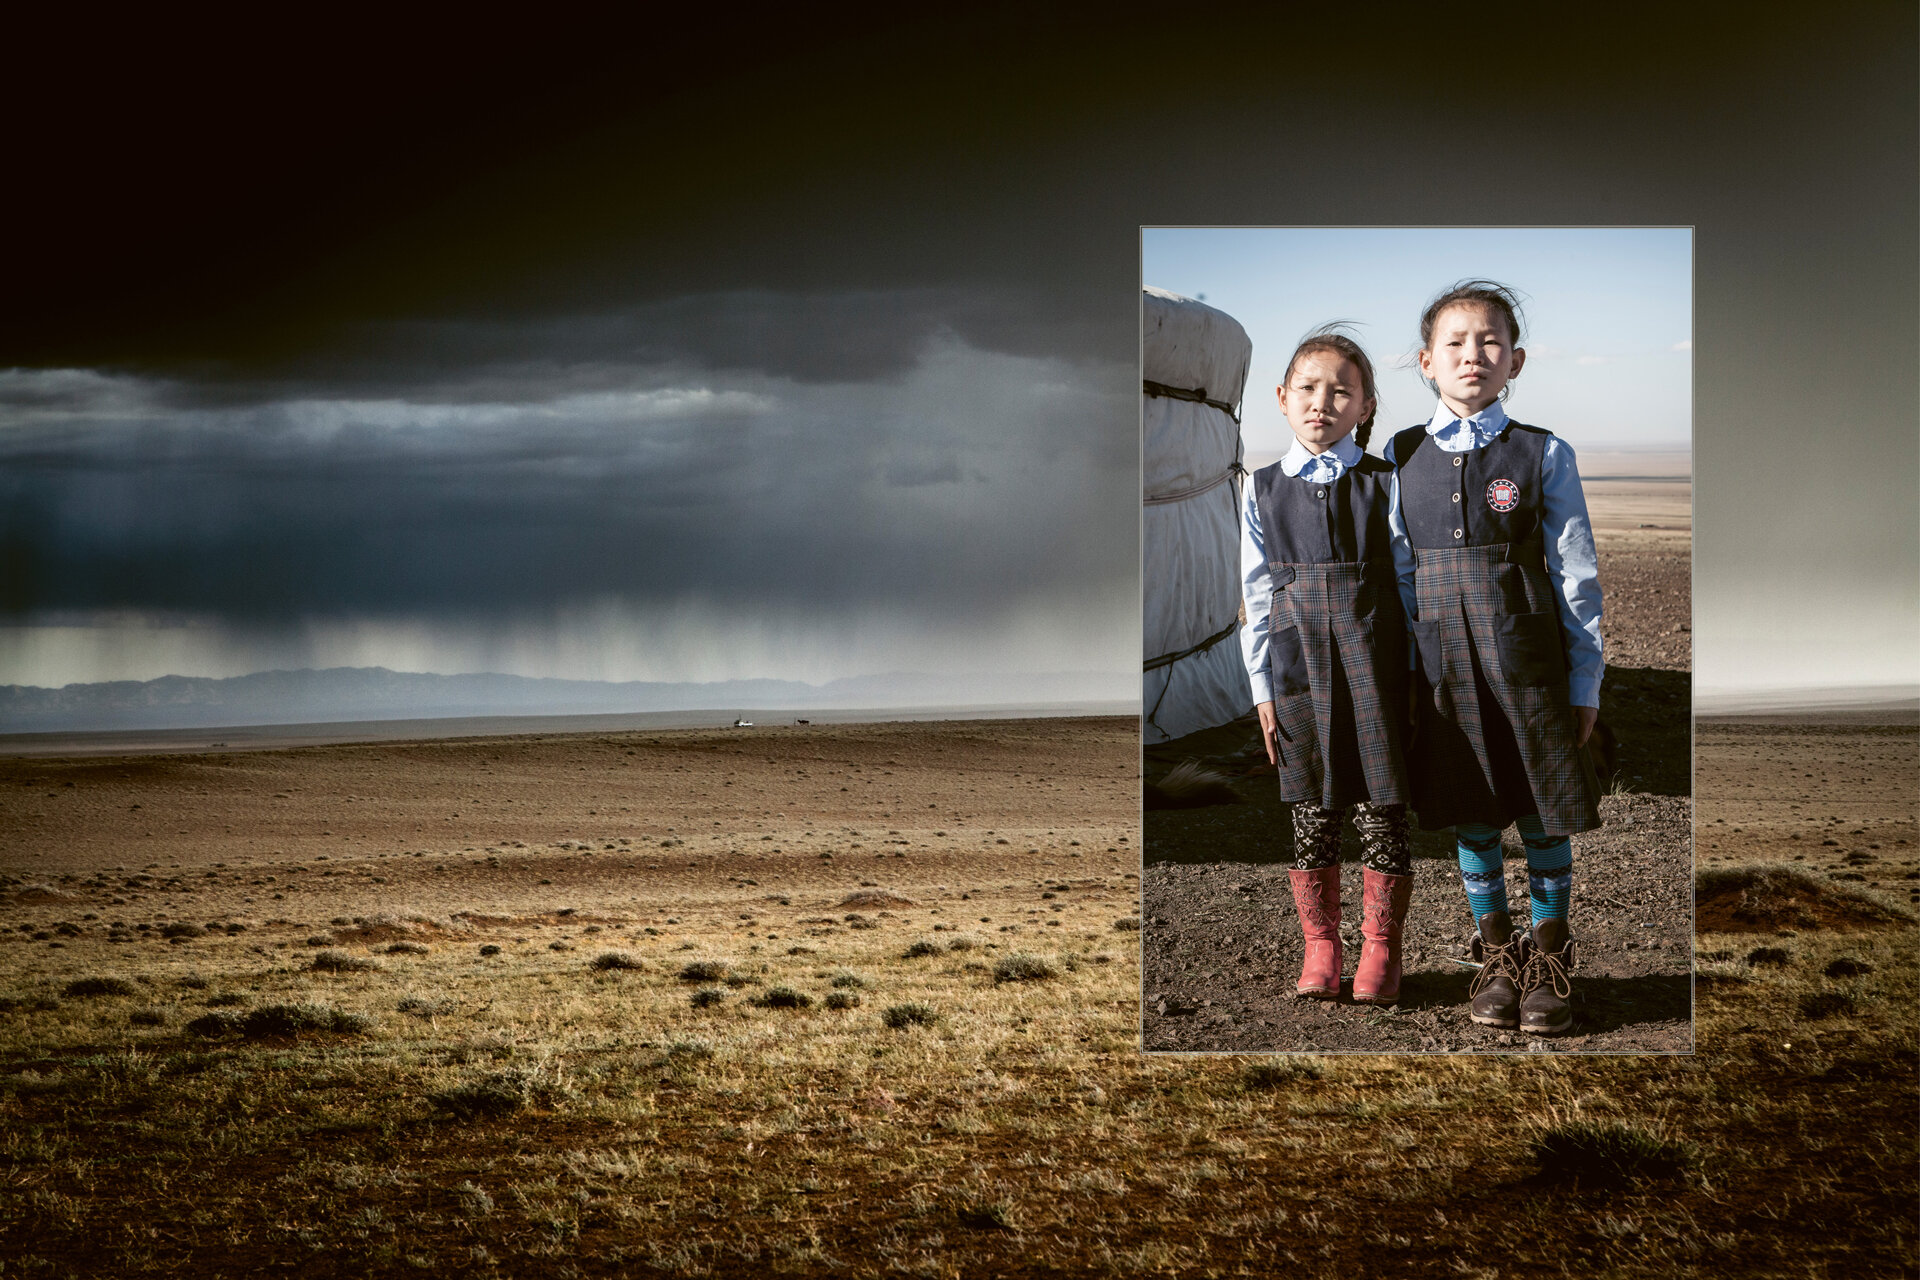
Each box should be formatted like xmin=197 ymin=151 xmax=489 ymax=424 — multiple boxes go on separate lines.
xmin=1386 ymin=281 xmax=1605 ymax=1036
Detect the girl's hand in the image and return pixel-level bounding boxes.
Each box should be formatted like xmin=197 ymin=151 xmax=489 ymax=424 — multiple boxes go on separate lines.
xmin=1255 ymin=701 xmax=1279 ymax=765
xmin=1574 ymin=705 xmax=1597 ymax=747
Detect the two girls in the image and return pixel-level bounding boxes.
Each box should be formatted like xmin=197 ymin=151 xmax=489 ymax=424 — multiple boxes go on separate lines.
xmin=1243 ymin=283 xmax=1602 ymax=1035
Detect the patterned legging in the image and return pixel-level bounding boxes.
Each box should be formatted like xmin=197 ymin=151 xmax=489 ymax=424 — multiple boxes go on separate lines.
xmin=1289 ymin=802 xmax=1411 ymax=875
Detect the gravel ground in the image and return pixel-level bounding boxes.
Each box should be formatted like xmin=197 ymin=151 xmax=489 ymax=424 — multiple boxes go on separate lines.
xmin=1142 ymin=783 xmax=1692 ymax=1053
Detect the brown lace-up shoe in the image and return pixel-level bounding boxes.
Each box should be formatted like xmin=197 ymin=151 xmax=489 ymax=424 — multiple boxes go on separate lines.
xmin=1518 ymin=918 xmax=1576 ymax=1035
xmin=1467 ymin=911 xmax=1524 ymax=1029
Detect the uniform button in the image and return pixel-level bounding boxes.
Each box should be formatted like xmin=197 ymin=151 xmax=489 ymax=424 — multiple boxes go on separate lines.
xmin=1452 ymin=456 xmax=1464 ymax=467
xmin=1451 ymin=492 xmax=1461 ymax=503
xmin=1453 ymin=529 xmax=1464 ymax=539
xmin=1316 ymin=489 xmax=1326 ymax=498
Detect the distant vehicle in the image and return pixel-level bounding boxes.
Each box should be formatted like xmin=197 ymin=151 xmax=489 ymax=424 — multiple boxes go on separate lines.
xmin=795 ymin=719 xmax=811 ymax=725
xmin=732 ymin=718 xmax=754 ymax=728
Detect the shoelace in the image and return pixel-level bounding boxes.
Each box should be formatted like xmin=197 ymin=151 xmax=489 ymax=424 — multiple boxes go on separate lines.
xmin=1468 ymin=936 xmax=1526 ymax=997
xmin=1519 ymin=940 xmax=1577 ymax=999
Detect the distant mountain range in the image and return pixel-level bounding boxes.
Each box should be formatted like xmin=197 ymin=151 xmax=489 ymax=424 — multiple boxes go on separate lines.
xmin=0 ymin=667 xmax=1136 ymax=733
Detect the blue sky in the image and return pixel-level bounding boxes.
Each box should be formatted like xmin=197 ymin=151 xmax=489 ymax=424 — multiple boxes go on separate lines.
xmin=1143 ymin=228 xmax=1693 ymax=459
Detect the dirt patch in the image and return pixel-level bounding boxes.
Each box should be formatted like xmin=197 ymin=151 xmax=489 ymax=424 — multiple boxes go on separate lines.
xmin=1695 ymin=864 xmax=1915 ymax=934
xmin=1143 ymin=781 xmax=1692 ymax=1053
xmin=328 ymin=922 xmax=445 ymax=944
xmin=10 ymin=885 xmax=75 ymax=903
xmin=836 ymin=890 xmax=919 ymax=910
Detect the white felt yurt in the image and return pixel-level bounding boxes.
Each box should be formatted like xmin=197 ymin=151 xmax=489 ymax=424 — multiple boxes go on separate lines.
xmin=1142 ymin=286 xmax=1254 ymax=744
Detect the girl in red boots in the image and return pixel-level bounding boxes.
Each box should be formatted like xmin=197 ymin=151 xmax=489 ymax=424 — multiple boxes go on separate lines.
xmin=1240 ymin=327 xmax=1415 ymax=1005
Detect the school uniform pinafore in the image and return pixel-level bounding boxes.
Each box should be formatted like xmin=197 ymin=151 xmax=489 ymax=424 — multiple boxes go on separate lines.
xmin=1250 ymin=454 xmax=1410 ymax=810
xmin=1391 ymin=420 xmax=1601 ymax=835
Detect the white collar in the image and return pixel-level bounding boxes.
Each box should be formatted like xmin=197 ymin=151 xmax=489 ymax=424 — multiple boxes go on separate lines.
xmin=1279 ymin=431 xmax=1364 ymax=477
xmin=1426 ymin=398 xmax=1509 ymax=438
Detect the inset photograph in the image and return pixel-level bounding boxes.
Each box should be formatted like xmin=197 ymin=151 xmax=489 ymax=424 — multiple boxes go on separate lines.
xmin=1141 ymin=228 xmax=1693 ymax=1052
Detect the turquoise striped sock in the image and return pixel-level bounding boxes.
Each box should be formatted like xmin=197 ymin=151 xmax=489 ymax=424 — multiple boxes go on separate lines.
xmin=1517 ymin=813 xmax=1572 ymax=928
xmin=1455 ymin=823 xmax=1507 ymax=922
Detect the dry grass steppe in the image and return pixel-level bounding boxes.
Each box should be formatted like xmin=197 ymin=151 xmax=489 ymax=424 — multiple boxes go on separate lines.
xmin=1 ymin=703 xmax=1916 ymax=1274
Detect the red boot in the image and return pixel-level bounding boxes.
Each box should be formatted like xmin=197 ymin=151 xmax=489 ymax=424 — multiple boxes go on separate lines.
xmin=1287 ymin=866 xmax=1343 ymax=998
xmin=1352 ymin=868 xmax=1413 ymax=1005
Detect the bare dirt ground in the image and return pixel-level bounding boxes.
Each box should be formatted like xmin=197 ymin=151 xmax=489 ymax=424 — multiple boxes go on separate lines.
xmin=1144 ymin=471 xmax=1694 ymax=1053
xmin=1695 ymin=710 xmax=1920 ymax=913
xmin=0 ymin=717 xmax=1139 ymax=937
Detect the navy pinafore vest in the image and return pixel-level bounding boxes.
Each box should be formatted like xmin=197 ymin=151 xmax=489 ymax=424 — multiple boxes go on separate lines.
xmin=1250 ymin=452 xmax=1409 ymax=809
xmin=1390 ymin=420 xmax=1600 ymax=835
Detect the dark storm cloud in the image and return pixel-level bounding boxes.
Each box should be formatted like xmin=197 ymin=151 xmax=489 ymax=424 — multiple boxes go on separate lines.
xmin=135 ymin=287 xmax=1094 ymax=408
xmin=0 ymin=336 xmax=1136 ymax=625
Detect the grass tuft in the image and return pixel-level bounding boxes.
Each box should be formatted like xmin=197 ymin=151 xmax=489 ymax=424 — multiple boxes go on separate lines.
xmin=185 ymin=1011 xmax=243 ymax=1038
xmin=1112 ymin=916 xmax=1142 ymax=931
xmin=1531 ymin=1122 xmax=1691 ymax=1188
xmin=903 ymin=939 xmax=944 ymax=959
xmin=1745 ymin=946 xmax=1792 ymax=967
xmin=952 ymin=1196 xmax=1019 ymax=1231
xmin=1798 ymin=991 xmax=1857 ymax=1020
xmin=678 ymin=960 xmax=728 ymax=983
xmin=397 ymin=996 xmax=452 ymax=1018
xmin=883 ymin=1002 xmax=938 ymax=1029
xmin=590 ymin=951 xmax=645 ymax=971
xmin=993 ymin=953 xmax=1058 ymax=984
xmin=431 ymin=1063 xmax=573 ymax=1119
xmin=479 ymin=944 xmax=502 ymax=956
xmin=384 ymin=941 xmax=430 ymax=955
xmin=183 ymin=1002 xmax=372 ymax=1039
xmin=243 ymin=1003 xmax=375 ymax=1037
xmin=689 ymin=986 xmax=727 ymax=1009
xmin=751 ymin=985 xmax=813 ymax=1010
xmin=1241 ymin=1059 xmax=1325 ymax=1089
xmin=160 ymin=922 xmax=206 ymax=939
xmin=666 ymin=1037 xmax=715 ymax=1058
xmin=63 ymin=976 xmax=139 ymax=998
xmin=824 ymin=991 xmax=861 ymax=1010
xmin=1824 ymin=957 xmax=1874 ymax=979
xmin=311 ymin=949 xmax=381 ymax=973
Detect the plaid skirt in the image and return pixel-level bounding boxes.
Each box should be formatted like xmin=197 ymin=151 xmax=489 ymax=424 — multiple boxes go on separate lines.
xmin=1406 ymin=543 xmax=1600 ymax=835
xmin=1267 ymin=559 xmax=1410 ymax=809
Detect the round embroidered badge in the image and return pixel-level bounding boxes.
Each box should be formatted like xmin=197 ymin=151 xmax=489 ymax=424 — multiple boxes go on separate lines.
xmin=1485 ymin=478 xmax=1521 ymax=512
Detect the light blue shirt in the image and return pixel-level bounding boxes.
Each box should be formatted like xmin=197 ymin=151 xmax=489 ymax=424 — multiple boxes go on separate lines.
xmin=1384 ymin=400 xmax=1604 ymax=709
xmin=1239 ymin=433 xmax=1365 ymax=704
